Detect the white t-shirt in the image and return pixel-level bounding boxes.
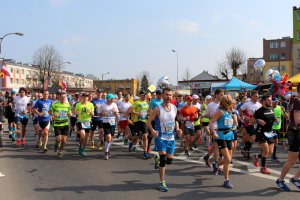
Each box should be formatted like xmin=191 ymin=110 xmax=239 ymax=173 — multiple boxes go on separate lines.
xmin=193 ymin=102 xmax=201 ymax=111
xmin=14 ymin=96 xmax=31 ymax=117
xmin=119 ymin=101 xmax=132 ymax=121
xmin=115 ymin=98 xmax=123 ymax=109
xmin=240 ymin=100 xmax=262 ymax=117
xmin=98 ymin=103 xmax=119 ymax=125
xmin=205 ymin=101 xmax=219 ymax=119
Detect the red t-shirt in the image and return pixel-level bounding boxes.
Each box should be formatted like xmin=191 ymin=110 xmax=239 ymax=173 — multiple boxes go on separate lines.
xmin=180 ymin=105 xmax=197 ymax=121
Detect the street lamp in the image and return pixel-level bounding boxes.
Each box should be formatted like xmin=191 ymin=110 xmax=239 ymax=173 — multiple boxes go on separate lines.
xmin=101 ymin=72 xmax=110 ymax=89
xmin=172 ymin=50 xmax=179 ymax=84
xmin=0 ymin=32 xmax=24 ymax=54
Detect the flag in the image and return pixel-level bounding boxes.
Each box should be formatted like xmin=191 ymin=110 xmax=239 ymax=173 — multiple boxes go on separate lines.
xmin=59 ymin=81 xmax=67 ymax=90
xmin=43 ymin=76 xmax=51 ymax=90
xmin=0 ymin=60 xmax=11 ymax=78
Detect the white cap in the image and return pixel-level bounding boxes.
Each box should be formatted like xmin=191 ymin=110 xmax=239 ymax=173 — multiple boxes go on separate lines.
xmin=205 ymin=95 xmax=212 ymax=99
xmin=134 ymin=96 xmax=140 ymax=100
xmin=192 ymin=94 xmax=199 ymax=99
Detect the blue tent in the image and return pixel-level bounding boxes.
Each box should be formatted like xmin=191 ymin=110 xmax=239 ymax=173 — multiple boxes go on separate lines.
xmin=211 ymin=77 xmax=257 ymax=91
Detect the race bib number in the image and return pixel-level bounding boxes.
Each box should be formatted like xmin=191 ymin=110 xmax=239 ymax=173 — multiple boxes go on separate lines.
xmin=264 ymin=132 xmax=277 ymax=138
xmin=224 ymin=118 xmax=233 ymax=126
xmin=162 ymin=122 xmax=175 ymax=133
xmin=81 ymin=121 xmax=91 ymax=129
xmin=107 ymin=117 xmax=116 ymax=126
xmin=273 ymin=118 xmax=280 ymax=125
xmin=138 ymin=111 xmax=148 ymax=120
xmin=185 ymin=121 xmax=194 ymax=129
xmin=58 ymin=110 xmax=68 ymax=118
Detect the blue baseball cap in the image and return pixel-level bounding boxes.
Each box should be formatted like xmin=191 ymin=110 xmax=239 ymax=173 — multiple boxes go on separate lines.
xmin=106 ymin=93 xmax=115 ymax=100
xmin=272 ymin=97 xmax=278 ymax=102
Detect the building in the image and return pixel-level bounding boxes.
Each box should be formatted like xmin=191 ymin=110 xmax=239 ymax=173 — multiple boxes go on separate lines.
xmin=178 ymin=70 xmax=225 ymax=96
xmin=93 ymin=79 xmax=140 ymax=96
xmin=0 ymin=59 xmax=94 ymax=93
xmin=245 ymin=57 xmax=263 ymax=84
xmin=263 ymin=37 xmax=293 ymax=81
xmin=292 ymin=6 xmax=300 ymax=75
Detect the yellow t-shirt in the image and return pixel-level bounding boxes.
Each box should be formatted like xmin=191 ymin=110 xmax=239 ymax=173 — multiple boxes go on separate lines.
xmin=75 ymin=102 xmax=94 ymax=122
xmin=133 ymin=100 xmax=149 ymax=123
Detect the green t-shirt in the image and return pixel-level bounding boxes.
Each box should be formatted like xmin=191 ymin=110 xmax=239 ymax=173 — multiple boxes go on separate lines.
xmin=75 ymin=102 xmax=94 ymax=122
xmin=50 ymin=102 xmax=71 ymax=127
xmin=133 ymin=100 xmax=149 ymax=123
xmin=272 ymin=105 xmax=284 ymax=130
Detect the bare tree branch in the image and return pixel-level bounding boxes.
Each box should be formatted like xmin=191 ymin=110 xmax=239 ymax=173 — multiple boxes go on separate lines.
xmin=216 ymin=61 xmax=230 ymax=80
xmin=182 ymin=67 xmax=191 ymax=81
xmin=226 ymin=47 xmax=246 ymax=77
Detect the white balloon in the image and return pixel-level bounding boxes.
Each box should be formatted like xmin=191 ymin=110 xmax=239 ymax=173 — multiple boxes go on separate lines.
xmin=272 ymin=70 xmax=280 ymax=76
xmin=265 ymin=69 xmax=274 ymax=81
xmin=157 ymin=76 xmax=169 ymax=89
xmin=253 ymin=59 xmax=266 ymax=71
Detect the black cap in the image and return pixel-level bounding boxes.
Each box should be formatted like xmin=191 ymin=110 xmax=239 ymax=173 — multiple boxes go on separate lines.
xmin=96 ymin=89 xmax=103 ymax=93
xmin=140 ymin=91 xmax=146 ymax=95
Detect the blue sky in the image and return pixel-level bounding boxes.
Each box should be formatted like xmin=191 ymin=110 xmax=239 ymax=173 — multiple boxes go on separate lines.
xmin=0 ymin=0 xmax=298 ymax=84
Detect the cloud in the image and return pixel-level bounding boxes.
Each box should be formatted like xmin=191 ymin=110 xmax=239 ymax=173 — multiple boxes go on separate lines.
xmin=171 ymin=20 xmax=201 ymax=34
xmin=49 ymin=0 xmax=67 ymax=7
xmin=63 ymin=36 xmax=85 ymax=45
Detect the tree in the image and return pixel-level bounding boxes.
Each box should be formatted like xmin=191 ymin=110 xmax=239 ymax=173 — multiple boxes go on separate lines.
xmin=140 ymin=74 xmax=149 ymax=92
xmin=182 ymin=67 xmax=191 ymax=81
xmin=32 ymin=45 xmax=63 ymax=88
xmin=216 ymin=61 xmax=230 ymax=80
xmin=226 ymin=47 xmax=246 ymax=77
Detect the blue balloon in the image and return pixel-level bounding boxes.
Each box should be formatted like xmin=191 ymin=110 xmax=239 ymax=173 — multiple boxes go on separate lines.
xmin=274 ymin=74 xmax=282 ymax=83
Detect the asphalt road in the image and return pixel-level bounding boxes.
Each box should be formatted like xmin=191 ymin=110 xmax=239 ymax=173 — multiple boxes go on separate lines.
xmin=0 ymin=123 xmax=300 ymax=200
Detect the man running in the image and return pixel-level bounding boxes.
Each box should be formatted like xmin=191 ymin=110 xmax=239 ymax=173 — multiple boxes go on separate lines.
xmin=32 ymin=92 xmax=43 ymax=148
xmin=239 ymin=90 xmax=262 ymax=159
xmin=201 ymin=95 xmax=213 ymax=150
xmin=118 ymin=93 xmax=132 ymax=145
xmin=50 ymin=91 xmax=72 ymax=159
xmin=148 ymin=87 xmax=181 ymax=192
xmin=74 ymin=92 xmax=94 ymax=157
xmin=276 ymin=84 xmax=300 ymax=192
xmin=192 ymin=94 xmax=202 ymax=147
xmin=13 ymin=87 xmax=31 ymax=146
xmin=33 ymin=90 xmax=52 ymax=153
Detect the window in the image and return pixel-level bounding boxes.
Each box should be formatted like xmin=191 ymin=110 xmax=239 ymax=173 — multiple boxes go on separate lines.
xmin=270 ymin=66 xmax=279 ymax=70
xmin=280 ymin=41 xmax=286 ymax=48
xmin=281 ymin=53 xmax=286 ymax=59
xmin=270 ymin=53 xmax=278 ymax=61
xmin=281 ymin=66 xmax=286 ymax=71
xmin=270 ymin=42 xmax=278 ymax=48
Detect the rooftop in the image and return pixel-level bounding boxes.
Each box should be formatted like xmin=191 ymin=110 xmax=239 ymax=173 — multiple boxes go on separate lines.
xmin=190 ymin=70 xmax=219 ymax=81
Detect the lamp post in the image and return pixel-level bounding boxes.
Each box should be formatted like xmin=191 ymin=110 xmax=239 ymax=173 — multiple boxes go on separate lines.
xmin=0 ymin=32 xmax=24 ymax=54
xmin=101 ymin=72 xmax=109 ymax=89
xmin=172 ymin=50 xmax=179 ymax=85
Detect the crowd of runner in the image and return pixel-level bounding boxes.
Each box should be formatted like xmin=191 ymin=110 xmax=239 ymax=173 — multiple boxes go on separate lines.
xmin=0 ymin=85 xmax=300 ymax=192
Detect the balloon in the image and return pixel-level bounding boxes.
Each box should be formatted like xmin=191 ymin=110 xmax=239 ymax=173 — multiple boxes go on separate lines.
xmin=253 ymin=59 xmax=266 ymax=71
xmin=157 ymin=76 xmax=169 ymax=89
xmin=274 ymin=74 xmax=282 ymax=83
xmin=272 ymin=70 xmax=280 ymax=76
xmin=265 ymin=69 xmax=274 ymax=81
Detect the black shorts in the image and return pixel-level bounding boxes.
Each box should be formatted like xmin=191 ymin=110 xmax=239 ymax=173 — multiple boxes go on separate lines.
xmin=287 ymin=129 xmax=300 ymax=152
xmin=102 ymin=123 xmax=115 ymax=136
xmin=245 ymin=125 xmax=256 ymax=136
xmin=7 ymin=114 xmax=15 ymax=124
xmin=70 ymin=117 xmax=77 ymax=127
xmin=216 ymin=139 xmax=232 ymax=150
xmin=76 ymin=122 xmax=91 ymax=133
xmin=15 ymin=117 xmax=28 ymax=126
xmin=256 ymin=132 xmax=274 ymax=144
xmin=133 ymin=121 xmax=147 ymax=136
xmin=194 ymin=125 xmax=201 ymax=132
xmin=91 ymin=120 xmax=103 ymax=131
xmin=39 ymin=121 xmax=50 ymax=130
xmin=54 ymin=125 xmax=69 ymax=137
xmin=202 ymin=122 xmax=209 ymax=127
xmin=184 ymin=128 xmax=195 ymax=136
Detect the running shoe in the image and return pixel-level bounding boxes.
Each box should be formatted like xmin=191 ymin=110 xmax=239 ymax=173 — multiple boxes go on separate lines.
xmin=147 ymin=146 xmax=151 ymax=154
xmin=35 ymin=142 xmax=40 ymax=148
xmin=16 ymin=139 xmax=21 ymax=146
xmin=223 ymin=180 xmax=234 ymax=189
xmin=212 ymin=162 xmax=219 ymax=175
xmin=132 ymin=146 xmax=138 ymax=152
xmin=290 ymin=177 xmax=300 ymax=190
xmin=203 ymin=155 xmax=211 ymax=168
xmin=260 ymin=167 xmax=270 ymax=174
xmin=108 ymin=152 xmax=112 ymax=158
xmin=143 ymin=152 xmax=150 ymax=159
xmin=97 ymin=144 xmax=103 ymax=151
xmin=90 ymin=142 xmax=95 ymax=149
xmin=128 ymin=142 xmax=133 ymax=152
xmin=154 ymin=154 xmax=160 ymax=170
xmin=21 ymin=138 xmax=25 ymax=145
xmin=43 ymin=147 xmax=48 ymax=153
xmin=104 ymin=152 xmax=109 ymax=160
xmin=276 ymin=179 xmax=290 ymax=192
xmin=253 ymin=155 xmax=259 ymax=167
xmin=271 ymin=156 xmax=280 ymax=163
xmin=158 ymin=181 xmax=168 ymax=192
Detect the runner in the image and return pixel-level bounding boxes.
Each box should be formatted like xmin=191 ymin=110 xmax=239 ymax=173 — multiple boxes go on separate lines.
xmin=200 ymin=95 xmax=213 ymax=150
xmin=74 ymin=92 xmax=94 ymax=157
xmin=114 ymin=91 xmax=123 ymax=139
xmin=33 ymin=90 xmax=52 ymax=153
xmin=252 ymin=95 xmax=276 ymax=174
xmin=192 ymin=94 xmax=202 ymax=148
xmin=98 ymin=93 xmax=119 ymax=160
xmin=276 ymin=84 xmax=300 ymax=192
xmin=126 ymin=91 xmax=150 ymax=159
xmin=179 ymin=95 xmax=198 ymax=157
xmin=148 ymin=87 xmax=182 ymax=192
xmin=49 ymin=91 xmax=72 ymax=159
xmin=209 ymin=94 xmax=236 ymax=189
xmin=239 ymin=90 xmax=262 ymax=159
xmin=13 ymin=87 xmax=31 ymax=146
xmin=118 ymin=93 xmax=132 ymax=145
xmin=6 ymin=90 xmax=16 ymax=141
xmin=32 ymin=92 xmax=43 ymax=148
xmin=69 ymin=93 xmax=79 ymax=138
xmin=0 ymin=97 xmax=5 ymax=147
xmin=90 ymin=89 xmax=106 ymax=150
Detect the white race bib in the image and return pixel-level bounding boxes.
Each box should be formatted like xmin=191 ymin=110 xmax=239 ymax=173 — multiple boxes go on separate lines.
xmin=81 ymin=121 xmax=91 ymax=129
xmin=185 ymin=121 xmax=194 ymax=129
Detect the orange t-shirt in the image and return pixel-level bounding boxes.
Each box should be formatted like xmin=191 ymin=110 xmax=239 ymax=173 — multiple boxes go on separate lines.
xmin=179 ymin=105 xmax=197 ymax=121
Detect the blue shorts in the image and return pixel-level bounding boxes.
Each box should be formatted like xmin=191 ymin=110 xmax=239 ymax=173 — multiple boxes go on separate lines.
xmin=15 ymin=117 xmax=28 ymax=126
xmin=155 ymin=138 xmax=175 ymax=155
